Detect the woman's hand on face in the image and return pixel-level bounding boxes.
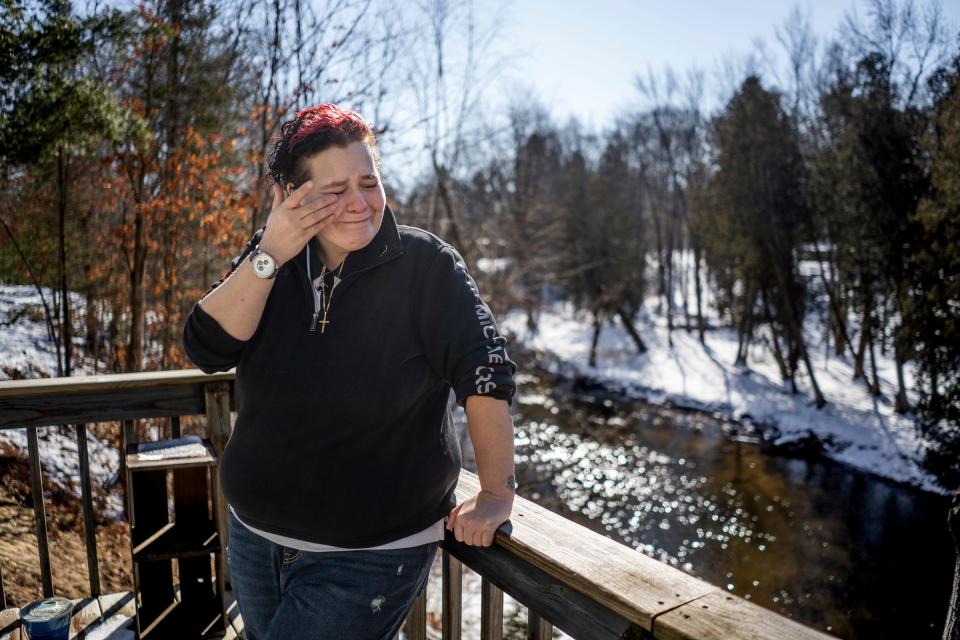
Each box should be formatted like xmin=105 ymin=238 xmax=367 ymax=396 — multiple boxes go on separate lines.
xmin=445 ymin=490 xmax=513 ymax=547
xmin=257 ymin=181 xmax=342 ymax=266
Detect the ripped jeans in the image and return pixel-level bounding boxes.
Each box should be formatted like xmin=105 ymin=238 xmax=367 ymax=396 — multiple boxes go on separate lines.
xmin=226 ymin=508 xmax=439 ymax=640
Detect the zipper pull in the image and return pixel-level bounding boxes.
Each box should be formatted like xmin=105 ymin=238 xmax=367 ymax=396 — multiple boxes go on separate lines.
xmin=309 ymin=312 xmax=320 ymax=332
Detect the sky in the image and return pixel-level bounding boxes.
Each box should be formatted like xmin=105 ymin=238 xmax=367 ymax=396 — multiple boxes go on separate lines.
xmin=481 ymin=0 xmax=960 ymax=127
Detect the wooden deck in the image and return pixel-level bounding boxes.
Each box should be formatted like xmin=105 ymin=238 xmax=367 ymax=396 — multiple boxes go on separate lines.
xmin=0 ymin=590 xmax=245 ymax=639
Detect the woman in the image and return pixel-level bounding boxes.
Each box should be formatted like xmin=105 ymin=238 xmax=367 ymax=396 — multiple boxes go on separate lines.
xmin=182 ymin=103 xmax=518 ymax=639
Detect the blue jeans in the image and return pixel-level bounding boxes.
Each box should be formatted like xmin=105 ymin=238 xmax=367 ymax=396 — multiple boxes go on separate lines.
xmin=226 ymin=508 xmax=439 ymax=640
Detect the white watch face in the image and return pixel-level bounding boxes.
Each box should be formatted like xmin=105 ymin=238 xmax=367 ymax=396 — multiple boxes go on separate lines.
xmin=252 ymin=251 xmax=277 ymax=278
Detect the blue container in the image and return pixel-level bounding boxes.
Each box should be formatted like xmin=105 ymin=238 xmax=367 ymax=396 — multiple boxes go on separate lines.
xmin=19 ymin=597 xmax=73 ymax=640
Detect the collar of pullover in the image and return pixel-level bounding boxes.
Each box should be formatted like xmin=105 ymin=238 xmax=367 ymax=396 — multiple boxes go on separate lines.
xmin=293 ymin=202 xmax=404 ymax=281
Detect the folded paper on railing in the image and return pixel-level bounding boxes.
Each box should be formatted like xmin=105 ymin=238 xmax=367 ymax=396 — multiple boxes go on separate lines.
xmin=136 ymin=434 xmax=208 ymax=460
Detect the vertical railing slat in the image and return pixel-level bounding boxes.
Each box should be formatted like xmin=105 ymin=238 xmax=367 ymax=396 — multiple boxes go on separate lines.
xmin=442 ymin=549 xmax=462 ymax=640
xmin=27 ymin=426 xmax=53 ymax=597
xmin=121 ymin=420 xmax=135 ymax=521
xmin=527 ymin=610 xmax=552 ymax=640
xmin=481 ymin=576 xmax=503 ymax=640
xmin=75 ymin=423 xmax=101 ymax=596
xmin=170 ymin=416 xmax=181 ymax=439
xmin=405 ymin=586 xmax=427 ymax=640
xmin=205 ymin=382 xmax=232 ymax=592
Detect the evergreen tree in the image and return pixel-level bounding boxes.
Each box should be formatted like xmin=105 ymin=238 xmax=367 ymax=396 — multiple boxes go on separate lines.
xmin=909 ymin=50 xmax=960 ymax=489
xmin=0 ymin=0 xmax=137 ymax=376
xmin=811 ymin=52 xmax=925 ymax=408
xmin=704 ymin=75 xmax=825 ymax=406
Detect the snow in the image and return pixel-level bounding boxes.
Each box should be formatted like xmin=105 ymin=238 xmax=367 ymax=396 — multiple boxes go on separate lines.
xmin=0 ymin=285 xmax=79 ymax=379
xmin=499 ymin=296 xmax=948 ymax=496
xmin=475 ymin=257 xmax=511 ymax=273
xmin=74 ymin=614 xmax=135 ymax=639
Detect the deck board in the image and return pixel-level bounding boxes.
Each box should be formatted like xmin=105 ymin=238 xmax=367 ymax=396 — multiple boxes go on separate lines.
xmin=1 ymin=590 xmax=246 ymax=640
xmin=69 ymin=596 xmax=103 ymax=638
xmin=0 ymin=606 xmax=21 ymax=640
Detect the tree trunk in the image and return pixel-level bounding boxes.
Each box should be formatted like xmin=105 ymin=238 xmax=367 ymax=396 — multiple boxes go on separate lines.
xmin=854 ymin=295 xmax=871 ymax=381
xmin=665 ymin=233 xmax=674 ymax=347
xmin=80 ymin=208 xmax=98 ymax=364
xmin=57 ymin=147 xmax=72 ymax=377
xmin=945 ymin=490 xmax=960 ymax=640
xmin=432 ymin=161 xmax=469 ymax=265
xmin=868 ymin=331 xmax=883 ymax=398
xmin=161 ymin=0 xmax=183 ymax=369
xmin=735 ymin=321 xmax=750 ymax=366
xmin=735 ymin=291 xmax=756 ymax=367
xmin=84 ymin=276 xmax=98 ymax=360
xmin=588 ymin=310 xmax=602 ymax=368
xmin=797 ymin=329 xmax=826 ymax=408
xmin=694 ymin=243 xmax=705 ymax=344
xmin=617 ymin=306 xmax=647 ymax=354
xmin=108 ymin=295 xmax=122 ymax=373
xmin=816 ymin=250 xmax=856 ymax=360
xmin=893 ymin=283 xmax=911 ymax=414
xmin=761 ymin=289 xmax=789 ymax=383
xmin=524 ymin=305 xmax=539 ymax=338
xmin=771 ymin=257 xmax=826 ymax=408
xmin=894 ymin=341 xmax=910 ymax=414
xmin=854 ymin=321 xmax=868 ymax=381
xmin=127 ymin=207 xmax=146 ymax=372
xmin=652 ymin=207 xmax=666 ymax=314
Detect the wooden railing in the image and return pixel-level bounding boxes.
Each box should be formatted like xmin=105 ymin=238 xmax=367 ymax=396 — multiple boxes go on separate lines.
xmin=0 ymin=371 xmax=836 ymax=639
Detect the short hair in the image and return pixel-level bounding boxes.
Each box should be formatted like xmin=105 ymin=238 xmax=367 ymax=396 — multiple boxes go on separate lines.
xmin=266 ymin=103 xmax=381 ymax=188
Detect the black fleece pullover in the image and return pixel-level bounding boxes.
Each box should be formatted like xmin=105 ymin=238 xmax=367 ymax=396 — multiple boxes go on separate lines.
xmin=182 ymin=205 xmax=517 ymax=547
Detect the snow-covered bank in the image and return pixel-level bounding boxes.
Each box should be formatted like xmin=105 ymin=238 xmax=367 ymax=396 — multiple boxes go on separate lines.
xmin=0 ymin=285 xmax=127 ymax=517
xmin=500 ymin=299 xmax=948 ymax=496
xmin=0 ymin=285 xmax=78 ymax=380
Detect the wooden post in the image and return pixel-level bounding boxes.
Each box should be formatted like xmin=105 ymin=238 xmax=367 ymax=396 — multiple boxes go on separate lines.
xmin=121 ymin=420 xmax=135 ymax=522
xmin=405 ymin=586 xmax=427 ymax=640
xmin=527 ymin=610 xmax=552 ymax=640
xmin=27 ymin=426 xmax=53 ymax=597
xmin=442 ymin=548 xmax=462 ymax=640
xmin=481 ymin=576 xmax=503 ymax=640
xmin=204 ymin=382 xmax=232 ymax=591
xmin=76 ymin=423 xmax=101 ymax=596
xmin=945 ymin=489 xmax=960 ymax=640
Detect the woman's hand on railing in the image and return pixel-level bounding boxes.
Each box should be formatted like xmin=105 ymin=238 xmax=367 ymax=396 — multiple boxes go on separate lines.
xmin=445 ymin=489 xmax=513 ymax=547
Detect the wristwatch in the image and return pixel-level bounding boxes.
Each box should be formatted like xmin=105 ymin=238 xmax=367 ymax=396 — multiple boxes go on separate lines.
xmin=249 ymin=246 xmax=279 ymax=279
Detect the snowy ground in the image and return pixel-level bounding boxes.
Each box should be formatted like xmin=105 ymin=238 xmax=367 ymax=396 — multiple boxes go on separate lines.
xmin=499 ymin=295 xmax=947 ymax=497
xmin=0 ymin=285 xmax=82 ymax=379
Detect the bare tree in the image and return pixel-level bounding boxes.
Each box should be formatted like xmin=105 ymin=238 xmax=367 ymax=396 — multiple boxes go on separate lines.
xmin=403 ymin=0 xmax=510 ymax=266
xmin=841 ymin=0 xmax=951 ymax=107
xmin=238 ymin=0 xmax=405 ymax=235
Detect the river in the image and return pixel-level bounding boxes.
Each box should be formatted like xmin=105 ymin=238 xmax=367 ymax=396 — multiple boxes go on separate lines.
xmin=507 ymin=358 xmax=954 ymax=640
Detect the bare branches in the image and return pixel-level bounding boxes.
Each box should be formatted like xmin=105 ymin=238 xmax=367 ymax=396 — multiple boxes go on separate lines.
xmin=840 ymin=0 xmax=952 ymax=106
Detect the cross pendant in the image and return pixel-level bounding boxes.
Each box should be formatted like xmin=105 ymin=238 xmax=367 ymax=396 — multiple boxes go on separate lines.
xmin=317 ymin=317 xmax=331 ymax=333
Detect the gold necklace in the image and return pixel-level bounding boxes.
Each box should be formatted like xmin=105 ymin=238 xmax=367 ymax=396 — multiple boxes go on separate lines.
xmin=317 ymin=255 xmax=347 ymax=334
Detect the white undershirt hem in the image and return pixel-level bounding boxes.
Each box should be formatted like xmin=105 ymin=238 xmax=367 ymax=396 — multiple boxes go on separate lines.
xmin=229 ymin=504 xmax=445 ymax=552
